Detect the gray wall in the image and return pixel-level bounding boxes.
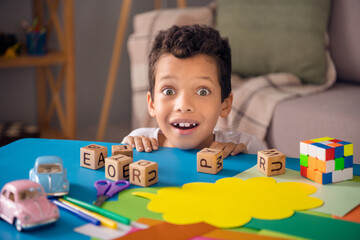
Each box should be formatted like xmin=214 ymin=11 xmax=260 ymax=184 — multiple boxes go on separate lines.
xmin=0 ymin=0 xmax=212 ymax=141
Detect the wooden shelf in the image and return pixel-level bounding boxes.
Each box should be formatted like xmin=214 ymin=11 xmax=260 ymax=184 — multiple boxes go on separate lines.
xmin=0 ymin=0 xmax=76 ymax=140
xmin=0 ymin=51 xmax=66 ymax=68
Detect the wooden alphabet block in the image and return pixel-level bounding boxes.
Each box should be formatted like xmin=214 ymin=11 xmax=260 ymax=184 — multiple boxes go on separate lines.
xmin=105 ymin=154 xmax=133 ymax=181
xmin=257 ymin=149 xmax=286 ymax=176
xmin=112 ymin=144 xmax=133 ymax=158
xmin=129 ymin=160 xmax=158 ymax=187
xmin=197 ymin=148 xmax=223 ymax=174
xmin=80 ymin=144 xmax=107 ymax=170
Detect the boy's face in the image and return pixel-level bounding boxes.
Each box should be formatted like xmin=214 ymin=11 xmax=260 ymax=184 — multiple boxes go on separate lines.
xmin=147 ymin=54 xmax=232 ymax=149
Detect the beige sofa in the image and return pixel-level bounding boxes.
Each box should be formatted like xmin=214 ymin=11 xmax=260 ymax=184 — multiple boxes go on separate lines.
xmin=266 ymin=0 xmax=360 ymax=162
xmin=127 ymin=0 xmax=360 ymax=163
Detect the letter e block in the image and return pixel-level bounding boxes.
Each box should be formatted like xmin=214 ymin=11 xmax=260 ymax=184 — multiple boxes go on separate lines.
xmin=197 ymin=148 xmax=223 ymax=174
xmin=105 ymin=154 xmax=133 ymax=181
xmin=80 ymin=144 xmax=107 ymax=170
xmin=129 ymin=160 xmax=158 ymax=187
xmin=112 ymin=144 xmax=133 ymax=157
xmin=257 ymin=149 xmax=286 ymax=176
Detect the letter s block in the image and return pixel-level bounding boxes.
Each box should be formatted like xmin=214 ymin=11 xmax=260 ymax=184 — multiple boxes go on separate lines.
xmin=197 ymin=148 xmax=223 ymax=174
xmin=105 ymin=154 xmax=133 ymax=181
xmin=80 ymin=144 xmax=107 ymax=170
xmin=112 ymin=144 xmax=133 ymax=158
xmin=257 ymin=149 xmax=286 ymax=176
xmin=129 ymin=160 xmax=158 ymax=187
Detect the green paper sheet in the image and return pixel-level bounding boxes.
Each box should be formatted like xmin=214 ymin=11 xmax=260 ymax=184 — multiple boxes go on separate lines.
xmin=245 ymin=211 xmax=360 ymax=240
xmin=234 ymin=166 xmax=360 ymax=217
xmin=102 ymin=187 xmax=163 ymax=221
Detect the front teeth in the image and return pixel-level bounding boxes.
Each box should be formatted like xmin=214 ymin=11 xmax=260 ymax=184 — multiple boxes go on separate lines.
xmin=173 ymin=123 xmax=197 ymax=127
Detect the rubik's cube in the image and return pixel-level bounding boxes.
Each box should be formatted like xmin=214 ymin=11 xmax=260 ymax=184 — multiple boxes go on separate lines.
xmin=300 ymin=137 xmax=353 ymax=184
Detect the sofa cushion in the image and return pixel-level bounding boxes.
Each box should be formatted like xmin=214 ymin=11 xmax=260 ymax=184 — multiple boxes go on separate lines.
xmin=267 ymin=83 xmax=360 ymax=163
xmin=216 ymin=0 xmax=331 ymax=84
xmin=329 ymin=0 xmax=360 ymax=83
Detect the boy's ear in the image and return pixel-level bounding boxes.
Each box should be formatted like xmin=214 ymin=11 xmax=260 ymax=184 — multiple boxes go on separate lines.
xmin=147 ymin=92 xmax=156 ymax=117
xmin=220 ymin=92 xmax=233 ymax=118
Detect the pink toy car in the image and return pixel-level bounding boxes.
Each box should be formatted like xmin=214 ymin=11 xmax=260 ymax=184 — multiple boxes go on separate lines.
xmin=0 ymin=179 xmax=59 ymax=231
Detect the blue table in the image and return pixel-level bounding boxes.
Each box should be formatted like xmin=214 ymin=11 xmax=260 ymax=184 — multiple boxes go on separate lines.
xmin=0 ymin=138 xmax=358 ymax=240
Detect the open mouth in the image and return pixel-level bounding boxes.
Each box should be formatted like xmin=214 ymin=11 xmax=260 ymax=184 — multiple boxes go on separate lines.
xmin=171 ymin=122 xmax=199 ymax=130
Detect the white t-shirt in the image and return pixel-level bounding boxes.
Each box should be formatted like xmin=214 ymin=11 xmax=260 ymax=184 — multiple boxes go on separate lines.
xmin=122 ymin=128 xmax=266 ymax=154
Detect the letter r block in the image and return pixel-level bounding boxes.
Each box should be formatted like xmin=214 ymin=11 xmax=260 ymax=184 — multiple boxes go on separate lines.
xmin=80 ymin=144 xmax=107 ymax=170
xmin=129 ymin=160 xmax=158 ymax=187
xmin=257 ymin=149 xmax=286 ymax=176
xmin=112 ymin=144 xmax=133 ymax=158
xmin=105 ymin=154 xmax=133 ymax=181
xmin=197 ymin=148 xmax=223 ymax=174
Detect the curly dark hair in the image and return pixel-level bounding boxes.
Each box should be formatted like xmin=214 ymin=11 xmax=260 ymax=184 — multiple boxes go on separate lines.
xmin=148 ymin=24 xmax=232 ymax=102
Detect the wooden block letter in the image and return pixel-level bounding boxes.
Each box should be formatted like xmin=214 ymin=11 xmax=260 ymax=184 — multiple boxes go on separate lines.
xmin=112 ymin=144 xmax=133 ymax=158
xmin=80 ymin=144 xmax=107 ymax=170
xmin=257 ymin=149 xmax=286 ymax=176
xmin=105 ymin=154 xmax=133 ymax=181
xmin=197 ymin=148 xmax=223 ymax=174
xmin=129 ymin=160 xmax=158 ymax=187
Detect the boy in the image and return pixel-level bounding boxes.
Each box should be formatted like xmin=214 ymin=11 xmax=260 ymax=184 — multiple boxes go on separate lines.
xmin=122 ymin=25 xmax=266 ymax=157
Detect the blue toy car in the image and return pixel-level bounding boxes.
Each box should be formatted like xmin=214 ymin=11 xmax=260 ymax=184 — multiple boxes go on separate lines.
xmin=29 ymin=156 xmax=69 ymax=196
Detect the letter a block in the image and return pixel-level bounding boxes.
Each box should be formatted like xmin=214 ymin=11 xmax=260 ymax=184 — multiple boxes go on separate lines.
xmin=112 ymin=144 xmax=133 ymax=158
xmin=129 ymin=160 xmax=158 ymax=187
xmin=197 ymin=148 xmax=223 ymax=174
xmin=257 ymin=149 xmax=286 ymax=176
xmin=80 ymin=144 xmax=107 ymax=170
xmin=105 ymin=154 xmax=133 ymax=181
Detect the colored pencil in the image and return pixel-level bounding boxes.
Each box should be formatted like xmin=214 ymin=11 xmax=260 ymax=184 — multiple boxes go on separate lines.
xmin=51 ymin=199 xmax=100 ymax=226
xmin=63 ymin=195 xmax=131 ymax=225
xmin=59 ymin=198 xmax=117 ymax=229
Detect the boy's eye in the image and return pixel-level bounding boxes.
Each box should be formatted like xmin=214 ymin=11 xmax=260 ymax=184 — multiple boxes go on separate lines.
xmin=197 ymin=88 xmax=210 ymax=96
xmin=162 ymin=88 xmax=175 ymax=96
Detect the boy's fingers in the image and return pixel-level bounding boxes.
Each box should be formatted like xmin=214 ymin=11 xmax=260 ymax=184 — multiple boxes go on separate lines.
xmin=231 ymin=143 xmax=248 ymax=156
xmin=134 ymin=136 xmax=145 ymax=152
xmin=222 ymin=142 xmax=236 ymax=158
xmin=149 ymin=138 xmax=158 ymax=150
xmin=209 ymin=142 xmax=217 ymax=149
xmin=142 ymin=137 xmax=153 ymax=152
xmin=122 ymin=136 xmax=135 ymax=148
xmin=209 ymin=141 xmax=225 ymax=150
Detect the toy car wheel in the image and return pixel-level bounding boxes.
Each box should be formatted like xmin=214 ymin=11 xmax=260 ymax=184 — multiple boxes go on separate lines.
xmin=14 ymin=218 xmax=23 ymax=232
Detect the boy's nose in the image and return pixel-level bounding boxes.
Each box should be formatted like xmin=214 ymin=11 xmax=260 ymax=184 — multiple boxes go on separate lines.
xmin=175 ymin=94 xmax=195 ymax=113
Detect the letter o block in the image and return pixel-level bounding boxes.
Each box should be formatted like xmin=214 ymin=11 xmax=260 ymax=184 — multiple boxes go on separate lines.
xmin=257 ymin=149 xmax=286 ymax=176
xmin=129 ymin=160 xmax=158 ymax=187
xmin=197 ymin=148 xmax=223 ymax=174
xmin=80 ymin=144 xmax=107 ymax=170
xmin=112 ymin=144 xmax=133 ymax=158
xmin=105 ymin=154 xmax=133 ymax=181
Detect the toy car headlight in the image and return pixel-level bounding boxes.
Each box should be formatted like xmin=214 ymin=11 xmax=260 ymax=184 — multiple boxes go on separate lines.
xmin=24 ymin=214 xmax=30 ymax=221
xmin=20 ymin=212 xmax=31 ymax=222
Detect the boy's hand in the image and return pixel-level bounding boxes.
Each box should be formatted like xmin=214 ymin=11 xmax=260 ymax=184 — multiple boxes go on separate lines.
xmin=209 ymin=141 xmax=247 ymax=158
xmin=122 ymin=136 xmax=158 ymax=152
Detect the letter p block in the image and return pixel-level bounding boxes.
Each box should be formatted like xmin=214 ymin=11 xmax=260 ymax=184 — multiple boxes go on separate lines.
xmin=197 ymin=148 xmax=223 ymax=174
xmin=257 ymin=149 xmax=286 ymax=176
xmin=129 ymin=160 xmax=158 ymax=187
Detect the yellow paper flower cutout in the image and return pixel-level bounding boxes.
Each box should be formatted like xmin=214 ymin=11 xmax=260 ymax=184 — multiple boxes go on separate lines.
xmin=133 ymin=177 xmax=323 ymax=228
